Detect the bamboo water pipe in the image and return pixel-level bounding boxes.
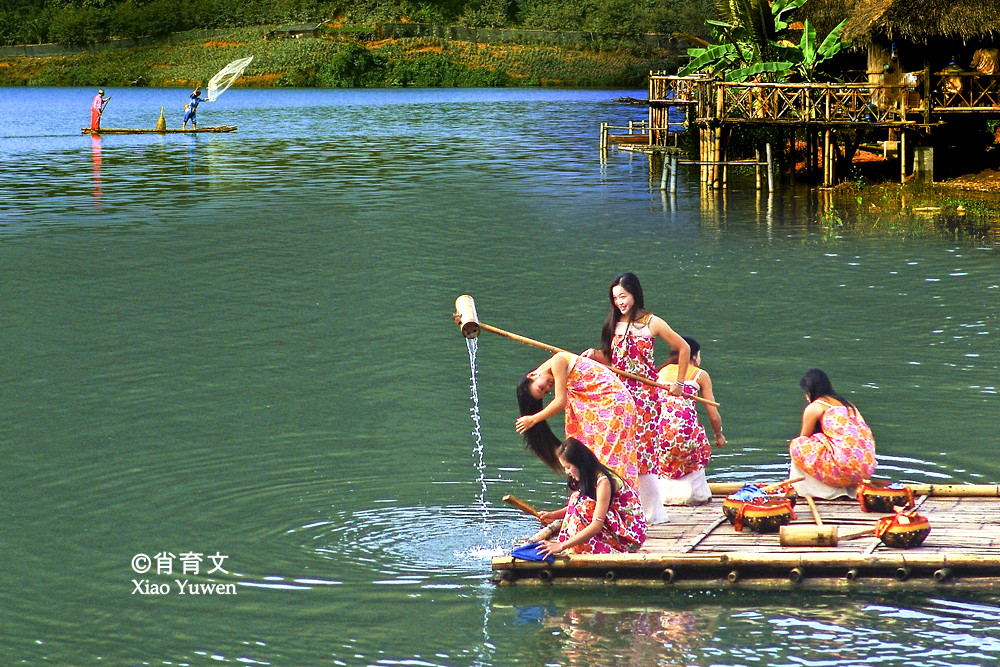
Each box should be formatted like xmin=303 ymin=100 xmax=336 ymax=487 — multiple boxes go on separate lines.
xmin=454 ymin=295 xmax=720 ymax=407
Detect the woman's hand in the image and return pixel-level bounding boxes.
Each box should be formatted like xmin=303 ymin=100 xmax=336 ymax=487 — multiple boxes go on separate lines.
xmin=714 ymin=433 xmax=726 ymax=448
xmin=537 ymin=510 xmax=559 ymax=524
xmin=668 ymin=381 xmax=684 ymax=397
xmin=515 ymin=414 xmax=536 ymax=434
xmin=537 ymin=539 xmax=565 ymax=557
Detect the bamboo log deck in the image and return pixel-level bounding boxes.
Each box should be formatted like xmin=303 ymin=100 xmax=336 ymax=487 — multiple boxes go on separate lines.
xmin=493 ymin=484 xmax=1000 ymax=589
xmin=81 ymin=125 xmax=237 ymax=135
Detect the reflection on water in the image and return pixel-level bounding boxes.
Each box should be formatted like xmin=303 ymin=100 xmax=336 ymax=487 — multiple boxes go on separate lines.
xmin=492 ymin=592 xmax=1000 ymax=667
xmin=90 ymin=135 xmax=101 ymax=210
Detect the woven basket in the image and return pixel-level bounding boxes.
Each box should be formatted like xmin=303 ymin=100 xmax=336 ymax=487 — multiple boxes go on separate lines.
xmin=858 ymin=480 xmax=914 ymax=513
xmin=876 ymin=512 xmax=931 ymax=549
xmin=724 ymin=497 xmax=797 ymax=533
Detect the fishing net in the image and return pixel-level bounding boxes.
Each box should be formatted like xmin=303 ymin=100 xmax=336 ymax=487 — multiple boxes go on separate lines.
xmin=206 ymin=56 xmax=254 ymax=101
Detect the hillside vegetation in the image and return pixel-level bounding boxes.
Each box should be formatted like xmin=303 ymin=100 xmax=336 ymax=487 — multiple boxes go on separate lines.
xmin=0 ymin=25 xmax=685 ymax=87
xmin=1 ymin=0 xmax=711 ymax=48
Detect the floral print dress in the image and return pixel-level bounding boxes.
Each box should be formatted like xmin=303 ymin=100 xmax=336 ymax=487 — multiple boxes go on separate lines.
xmin=657 ymin=370 xmax=712 ymax=479
xmin=789 ymin=401 xmax=877 ymax=487
xmin=560 ymin=352 xmax=639 ymax=488
xmin=609 ymin=315 xmax=661 ymax=476
xmin=558 ymin=474 xmax=647 ymax=554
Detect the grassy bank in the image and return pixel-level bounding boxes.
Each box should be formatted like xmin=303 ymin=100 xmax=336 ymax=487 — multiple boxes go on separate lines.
xmin=0 ymin=26 xmax=680 ymax=89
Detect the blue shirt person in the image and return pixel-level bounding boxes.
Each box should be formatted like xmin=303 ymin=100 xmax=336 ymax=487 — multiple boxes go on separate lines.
xmin=182 ymin=88 xmax=209 ymax=130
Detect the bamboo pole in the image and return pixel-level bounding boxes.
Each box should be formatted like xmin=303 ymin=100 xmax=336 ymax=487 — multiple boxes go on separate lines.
xmin=755 ymin=147 xmax=762 ymax=190
xmin=722 ymin=126 xmax=728 ymax=190
xmin=709 ymin=482 xmax=1000 ymax=497
xmin=766 ymin=142 xmax=774 ymax=192
xmin=459 ymin=313 xmax=721 ymax=407
xmin=900 ymin=129 xmax=907 ymax=183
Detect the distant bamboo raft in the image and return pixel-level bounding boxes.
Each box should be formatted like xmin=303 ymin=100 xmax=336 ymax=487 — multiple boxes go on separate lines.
xmin=82 ymin=125 xmax=237 ymax=135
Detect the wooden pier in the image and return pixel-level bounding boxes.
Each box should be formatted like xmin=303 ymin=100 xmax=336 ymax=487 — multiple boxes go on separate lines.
xmin=633 ymin=71 xmax=1000 ymax=188
xmin=492 ymin=484 xmax=1000 ymax=589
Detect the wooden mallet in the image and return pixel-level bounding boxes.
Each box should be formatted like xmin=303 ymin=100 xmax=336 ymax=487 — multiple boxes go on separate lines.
xmin=502 ymin=494 xmax=543 ymax=519
xmin=779 ymin=496 xmax=875 ymax=546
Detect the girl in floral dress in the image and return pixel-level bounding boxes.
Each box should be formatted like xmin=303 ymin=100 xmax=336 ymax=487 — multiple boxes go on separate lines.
xmin=535 ymin=438 xmax=647 ymax=557
xmin=583 ymin=273 xmax=689 ymax=523
xmin=516 ymin=351 xmax=638 ymax=489
xmin=789 ymin=368 xmax=877 ymax=500
xmin=656 ymin=337 xmax=725 ymax=505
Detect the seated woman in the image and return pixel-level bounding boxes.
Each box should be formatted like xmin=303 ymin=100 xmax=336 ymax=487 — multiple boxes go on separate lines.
xmin=535 ymin=437 xmax=647 ymax=557
xmin=789 ymin=368 xmax=877 ymax=500
xmin=655 ymin=336 xmax=725 ymax=505
xmin=516 ymin=351 xmax=666 ymax=523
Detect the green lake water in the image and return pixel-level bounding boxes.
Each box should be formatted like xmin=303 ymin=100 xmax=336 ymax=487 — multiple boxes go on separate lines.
xmin=1 ymin=87 xmax=998 ymax=665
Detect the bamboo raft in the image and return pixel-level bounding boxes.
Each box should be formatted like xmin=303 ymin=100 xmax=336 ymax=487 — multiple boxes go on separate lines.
xmin=493 ymin=483 xmax=1000 ymax=589
xmin=81 ymin=125 xmax=237 ymax=135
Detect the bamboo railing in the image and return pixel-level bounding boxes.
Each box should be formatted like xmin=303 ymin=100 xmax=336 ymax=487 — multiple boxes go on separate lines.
xmin=649 ymin=72 xmax=1000 ymax=126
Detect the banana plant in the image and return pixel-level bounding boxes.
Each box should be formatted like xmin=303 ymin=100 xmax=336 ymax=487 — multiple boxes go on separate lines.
xmin=677 ymin=0 xmax=848 ymax=83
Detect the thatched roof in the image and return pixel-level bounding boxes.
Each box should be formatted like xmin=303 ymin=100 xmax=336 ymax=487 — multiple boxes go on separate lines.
xmin=837 ymin=0 xmax=1000 ymax=44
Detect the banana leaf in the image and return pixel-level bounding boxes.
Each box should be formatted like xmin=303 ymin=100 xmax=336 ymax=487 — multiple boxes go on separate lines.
xmin=724 ymin=60 xmax=793 ymax=82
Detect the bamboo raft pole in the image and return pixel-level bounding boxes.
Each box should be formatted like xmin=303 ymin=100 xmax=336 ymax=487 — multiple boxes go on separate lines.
xmin=707 ymin=482 xmax=1000 ymax=497
xmin=453 ymin=295 xmax=719 ymax=407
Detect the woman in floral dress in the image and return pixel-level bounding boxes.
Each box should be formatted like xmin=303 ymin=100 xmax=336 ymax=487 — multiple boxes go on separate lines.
xmin=516 ymin=351 xmax=638 ymax=489
xmin=535 ymin=438 xmax=646 ymax=557
xmin=789 ymin=368 xmax=877 ymax=499
xmin=583 ymin=272 xmax=689 ymax=523
xmin=656 ymin=336 xmax=725 ymax=504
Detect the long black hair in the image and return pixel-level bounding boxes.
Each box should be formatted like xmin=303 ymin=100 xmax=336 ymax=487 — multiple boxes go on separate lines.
xmin=800 ymin=368 xmax=855 ymax=411
xmin=557 ymin=437 xmax=619 ymax=500
xmin=664 ymin=335 xmax=700 ymax=367
xmin=599 ymin=272 xmax=645 ymax=359
xmin=516 ymin=373 xmax=561 ymax=473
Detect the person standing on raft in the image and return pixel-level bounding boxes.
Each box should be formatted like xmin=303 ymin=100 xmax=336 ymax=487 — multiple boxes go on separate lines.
xmin=789 ymin=368 xmax=877 ymax=500
xmin=535 ymin=437 xmax=646 ymax=557
xmin=516 ymin=351 xmax=640 ymax=496
xmin=656 ymin=336 xmax=725 ymax=505
xmin=182 ymin=87 xmax=210 ymax=130
xmin=90 ymin=89 xmax=110 ymax=131
xmin=582 ymin=272 xmax=689 ymax=524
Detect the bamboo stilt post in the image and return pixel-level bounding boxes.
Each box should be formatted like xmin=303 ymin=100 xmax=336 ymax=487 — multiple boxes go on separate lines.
xmin=700 ymin=127 xmax=708 ymax=184
xmin=830 ymin=130 xmax=836 ymax=185
xmin=900 ymin=129 xmax=907 ymax=183
xmin=660 ymin=154 xmax=668 ymax=191
xmin=823 ymin=129 xmax=831 ymax=187
xmin=669 ymin=154 xmax=678 ymax=193
xmin=923 ymin=63 xmax=932 ymax=125
xmin=600 ymin=122 xmax=607 ymax=150
xmin=766 ymin=142 xmax=774 ymax=192
xmin=714 ymin=127 xmax=720 ymax=190
xmin=755 ymin=147 xmax=762 ymax=190
xmin=722 ymin=126 xmax=729 ymax=190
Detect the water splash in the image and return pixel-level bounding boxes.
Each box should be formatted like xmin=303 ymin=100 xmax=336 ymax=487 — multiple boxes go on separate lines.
xmin=466 ymin=338 xmax=489 ymax=535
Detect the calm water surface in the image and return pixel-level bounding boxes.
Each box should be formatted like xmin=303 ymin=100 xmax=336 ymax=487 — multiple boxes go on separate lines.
xmin=1 ymin=87 xmax=998 ymax=665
